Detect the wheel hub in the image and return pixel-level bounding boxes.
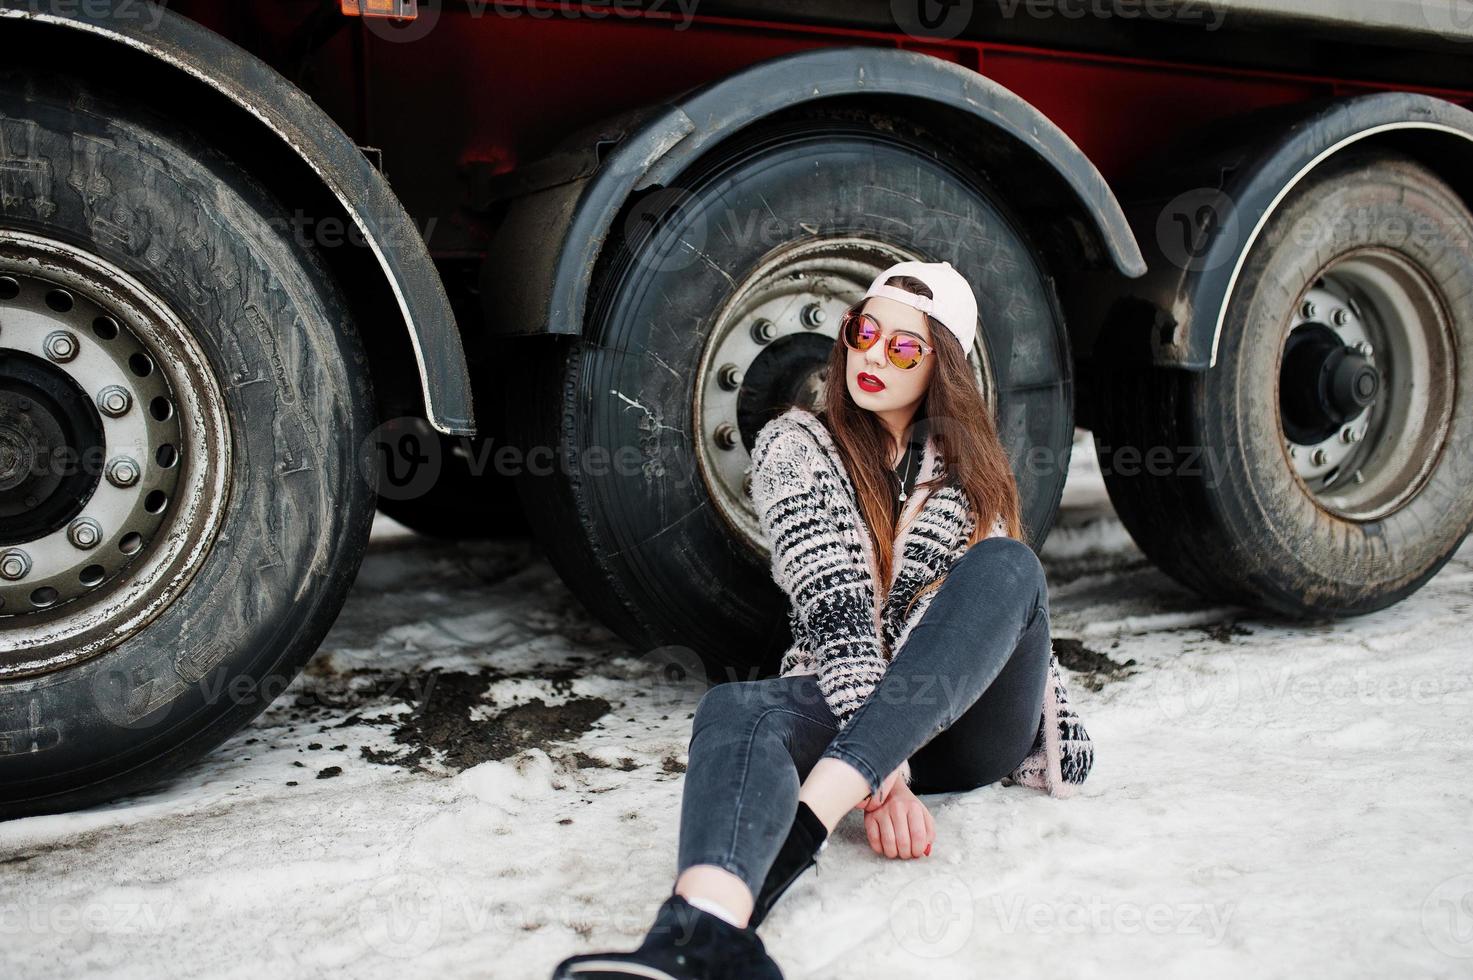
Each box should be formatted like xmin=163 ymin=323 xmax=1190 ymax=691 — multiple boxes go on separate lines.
xmin=0 ymin=232 xmax=230 ymax=677
xmin=1279 ymin=322 xmax=1380 ymax=445
xmin=0 ymin=265 xmax=184 ymax=621
xmin=0 ymin=350 xmax=105 ymax=543
xmin=1278 ymin=252 xmax=1455 ymax=521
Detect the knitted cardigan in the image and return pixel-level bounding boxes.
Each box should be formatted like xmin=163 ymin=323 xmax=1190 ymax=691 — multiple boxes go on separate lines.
xmin=747 ymin=406 xmax=1093 ymax=798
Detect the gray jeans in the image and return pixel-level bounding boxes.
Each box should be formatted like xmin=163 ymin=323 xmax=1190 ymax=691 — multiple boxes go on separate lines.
xmin=676 ymin=535 xmax=1053 ymax=898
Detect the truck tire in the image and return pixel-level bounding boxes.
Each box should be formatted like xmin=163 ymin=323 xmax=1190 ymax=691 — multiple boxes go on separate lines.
xmin=1092 ymin=149 xmax=1473 ymax=617
xmin=0 ymin=67 xmax=376 ymax=816
xmin=504 ymin=106 xmax=1073 ymax=668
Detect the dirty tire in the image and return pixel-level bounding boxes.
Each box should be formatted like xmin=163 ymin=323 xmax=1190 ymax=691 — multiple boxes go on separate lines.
xmin=0 ymin=68 xmax=376 ymax=817
xmin=1092 ymin=150 xmax=1473 ymax=617
xmin=504 ymin=108 xmax=1072 ymax=668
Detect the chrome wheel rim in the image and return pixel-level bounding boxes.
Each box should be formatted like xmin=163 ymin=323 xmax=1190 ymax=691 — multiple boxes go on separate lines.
xmin=0 ymin=232 xmax=231 ymax=677
xmin=1277 ymin=248 xmax=1455 ymax=522
xmin=694 ymin=236 xmax=997 ymax=550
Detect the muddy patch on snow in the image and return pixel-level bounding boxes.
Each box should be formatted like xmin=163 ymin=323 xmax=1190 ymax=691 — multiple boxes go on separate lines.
xmin=568 ymin=752 xmax=639 ymax=771
xmin=286 ymin=660 xmax=615 ymax=775
xmin=1052 ymin=637 xmax=1138 ymax=691
xmin=1195 ymin=620 xmax=1255 ymax=643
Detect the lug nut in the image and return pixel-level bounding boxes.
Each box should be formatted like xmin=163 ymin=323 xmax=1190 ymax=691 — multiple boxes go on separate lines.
xmin=717 ymin=364 xmax=744 ymax=391
xmin=1354 ymin=341 xmax=1374 ymax=358
xmin=44 ymin=330 xmax=79 ymax=363
xmin=1311 ymin=448 xmax=1329 ymax=466
xmin=1300 ymin=301 xmax=1317 ymax=320
xmin=0 ymin=549 xmax=31 ymax=581
xmin=106 ymin=456 xmax=141 ymax=488
xmin=1340 ymin=426 xmax=1361 ymax=444
xmin=750 ymin=318 xmax=776 ymax=344
xmin=97 ymin=385 xmax=132 ymax=417
xmin=1331 ymin=308 xmax=1351 ymax=326
xmin=68 ymin=518 xmax=103 ymax=550
xmin=714 ymin=423 xmax=738 ymax=451
xmin=800 ymin=303 xmax=826 ymax=328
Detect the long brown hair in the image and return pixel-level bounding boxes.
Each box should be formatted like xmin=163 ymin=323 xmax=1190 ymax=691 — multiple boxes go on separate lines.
xmin=818 ymin=274 xmax=1023 ymax=620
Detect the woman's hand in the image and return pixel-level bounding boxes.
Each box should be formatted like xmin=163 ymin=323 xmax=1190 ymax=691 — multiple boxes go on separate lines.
xmin=862 ymin=781 xmax=935 ymax=859
xmin=855 ymin=760 xmax=909 ymax=812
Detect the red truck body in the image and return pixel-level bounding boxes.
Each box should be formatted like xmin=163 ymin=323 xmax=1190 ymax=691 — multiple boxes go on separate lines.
xmin=172 ymin=0 xmax=1473 ymax=259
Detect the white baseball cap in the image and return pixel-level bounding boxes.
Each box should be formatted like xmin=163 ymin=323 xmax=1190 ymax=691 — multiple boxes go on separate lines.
xmin=861 ymin=260 xmax=979 ymax=352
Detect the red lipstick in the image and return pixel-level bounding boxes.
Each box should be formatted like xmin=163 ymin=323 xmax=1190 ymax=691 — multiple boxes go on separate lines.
xmin=857 ymin=372 xmax=885 ymax=392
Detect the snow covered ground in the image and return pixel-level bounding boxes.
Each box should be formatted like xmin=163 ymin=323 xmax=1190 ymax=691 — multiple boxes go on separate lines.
xmin=3 ymin=430 xmax=1471 ymax=979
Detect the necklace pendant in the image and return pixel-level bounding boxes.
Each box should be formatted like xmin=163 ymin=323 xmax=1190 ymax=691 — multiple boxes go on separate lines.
xmin=898 ymin=491 xmax=907 ymax=502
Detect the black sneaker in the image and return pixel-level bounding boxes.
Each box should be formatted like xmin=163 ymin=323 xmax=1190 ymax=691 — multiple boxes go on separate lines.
xmin=748 ymin=801 xmax=829 ymax=930
xmin=551 ymin=892 xmax=783 ymax=979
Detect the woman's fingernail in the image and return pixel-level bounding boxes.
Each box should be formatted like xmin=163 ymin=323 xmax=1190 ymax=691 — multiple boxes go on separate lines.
xmin=924 ymin=843 xmax=932 ymax=856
